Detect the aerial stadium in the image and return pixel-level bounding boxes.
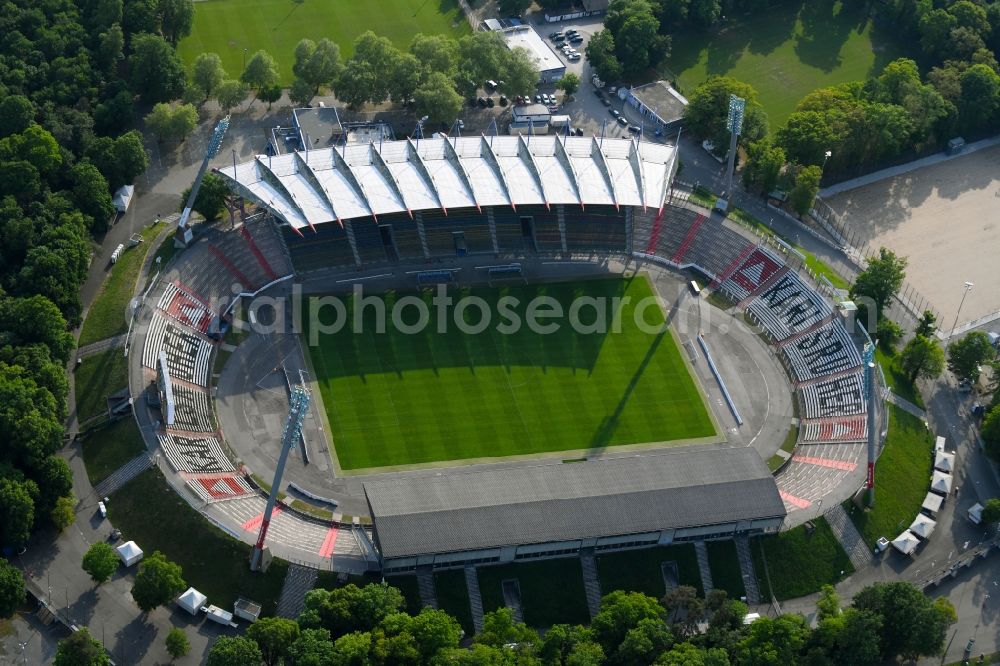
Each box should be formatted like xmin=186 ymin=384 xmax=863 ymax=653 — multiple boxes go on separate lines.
xmin=130 ymin=131 xmax=882 ymax=617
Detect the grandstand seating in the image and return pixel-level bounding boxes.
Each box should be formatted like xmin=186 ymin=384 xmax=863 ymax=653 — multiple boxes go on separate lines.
xmin=565 ymin=206 xmax=626 ymax=252
xmin=159 ymin=433 xmax=235 ymax=473
xmin=285 ymin=223 xmax=357 ymax=273
xmin=678 ymin=218 xmax=754 ymax=280
xmin=186 ymin=475 xmax=254 ymax=503
xmin=243 ymin=215 xmax=293 ymax=278
xmin=801 ymin=372 xmax=866 ymax=419
xmin=801 ymin=416 xmax=868 ymax=443
xmin=142 ymin=313 xmax=212 ymax=387
xmin=494 ymin=208 xmax=529 ymax=254
xmin=352 ymin=219 xmax=388 ymax=263
xmin=381 ymin=216 xmax=423 ymax=260
xmin=746 ymin=272 xmax=832 ymax=341
xmin=158 ymin=282 xmax=212 ymax=334
xmin=775 ymin=441 xmax=865 ymax=511
xmin=422 ymin=208 xmax=493 ymax=257
xmin=168 ymin=385 xmax=215 ymax=432
xmin=719 ymin=247 xmax=784 ymax=301
xmin=782 ymin=320 xmax=862 ymax=383
xmin=531 ymin=209 xmax=562 ymax=253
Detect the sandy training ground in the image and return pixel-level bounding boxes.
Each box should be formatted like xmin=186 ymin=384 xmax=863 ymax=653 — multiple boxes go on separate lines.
xmin=823 ymin=144 xmax=1000 ymax=328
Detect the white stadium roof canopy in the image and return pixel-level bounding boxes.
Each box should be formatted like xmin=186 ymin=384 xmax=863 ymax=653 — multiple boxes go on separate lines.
xmin=215 ymin=136 xmax=678 ymax=231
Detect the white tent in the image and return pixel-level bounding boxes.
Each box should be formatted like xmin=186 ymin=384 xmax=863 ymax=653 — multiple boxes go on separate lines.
xmin=909 ymin=514 xmax=937 ymax=539
xmin=969 ymin=502 xmax=984 ymax=524
xmin=922 ymin=491 xmax=944 ymax=514
xmin=116 ymin=540 xmax=143 ymax=567
xmin=176 ymin=587 xmax=207 ymax=615
xmin=891 ymin=530 xmax=920 ymax=555
xmin=934 ymin=450 xmax=955 ymax=473
xmin=935 ymin=435 xmax=946 ymax=453
xmin=931 ymin=470 xmax=953 ymax=495
xmin=112 ymin=184 xmax=134 ymax=213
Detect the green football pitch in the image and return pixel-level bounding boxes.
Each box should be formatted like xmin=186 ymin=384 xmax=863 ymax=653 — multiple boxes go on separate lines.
xmin=177 ymin=0 xmax=470 ymax=85
xmin=303 ymin=276 xmax=717 ymax=471
xmin=662 ymin=1 xmax=902 ymax=129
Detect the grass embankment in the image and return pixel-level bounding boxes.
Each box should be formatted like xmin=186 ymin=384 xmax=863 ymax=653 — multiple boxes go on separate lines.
xmin=875 ymin=347 xmax=925 ymax=409
xmin=74 ymin=348 xmax=129 ymax=423
xmin=178 ymin=0 xmax=469 ymax=85
xmin=478 ymin=559 xmax=590 ymax=628
xmin=79 ymin=222 xmax=166 ymax=347
xmin=753 ymin=518 xmax=854 ymax=600
xmin=107 ymin=467 xmax=288 ymax=612
xmin=664 ymin=1 xmax=901 ymax=129
xmin=848 ymin=404 xmax=934 ymax=547
xmin=706 ymin=540 xmax=746 ymax=599
xmin=80 ymin=417 xmax=147 ymax=485
xmin=435 ymin=570 xmax=474 ymax=636
xmin=596 ymin=544 xmax=704 ymax=599
xmin=305 ymin=277 xmax=716 ymax=470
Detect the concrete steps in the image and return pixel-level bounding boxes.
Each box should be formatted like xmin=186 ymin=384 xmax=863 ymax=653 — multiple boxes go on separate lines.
xmin=694 ymin=541 xmax=714 ymax=595
xmin=94 ymin=453 xmax=153 ymax=498
xmin=825 ymin=504 xmax=875 ymax=570
xmin=580 ymin=550 xmax=602 ymax=619
xmin=464 ymin=566 xmax=484 ymax=634
xmin=735 ymin=535 xmax=761 ymax=605
xmin=417 ymin=566 xmax=438 ymax=609
xmin=501 ymin=579 xmax=524 ymax=624
xmin=276 ymin=563 xmax=319 ymax=618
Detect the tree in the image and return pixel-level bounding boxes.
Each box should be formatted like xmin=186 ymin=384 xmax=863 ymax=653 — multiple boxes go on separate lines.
xmin=684 ymin=76 xmax=769 ymax=150
xmin=0 ymin=125 xmax=63 ymax=177
xmin=900 ymin=335 xmax=945 ymax=384
xmin=144 ymin=103 xmax=198 ymax=143
xmin=876 ymin=317 xmax=904 ymax=353
xmin=586 ymin=30 xmax=622 ymax=84
xmin=157 ymin=0 xmax=194 ymax=46
xmin=916 ymin=310 xmax=937 ymax=337
xmin=949 ymin=331 xmax=996 ymax=383
xmin=475 ymin=608 xmax=539 ymax=652
xmin=165 ymin=627 xmax=190 ymax=660
xmin=247 ymin=616 xmax=300 ymax=666
xmin=735 ymin=614 xmax=810 ymax=665
xmin=615 ymin=6 xmax=671 ymax=80
xmin=206 ymin=636 xmax=263 ymax=666
xmin=55 ymin=628 xmax=110 ymax=666
xmin=192 ymin=53 xmax=227 ymax=101
xmin=789 ymin=164 xmax=822 ymax=216
xmin=181 ymin=172 xmax=229 ymax=221
xmin=409 ymin=607 xmax=463 ymax=658
xmin=850 ymin=247 xmax=907 ymax=318
xmin=258 ymin=84 xmax=283 ymax=109
xmin=289 ymin=78 xmax=315 ymax=108
xmin=498 ymin=0 xmax=531 ymax=15
xmin=216 ymin=80 xmax=247 ymax=113
xmin=131 ymin=550 xmax=185 ymax=612
xmin=299 ymin=583 xmax=406 ymax=636
xmin=590 ymin=590 xmax=664 ymax=656
xmin=410 ymin=34 xmax=458 ymax=78
xmin=82 ymin=542 xmax=119 ymax=584
xmin=0 ymin=96 xmax=35 ymax=138
xmin=959 ymin=63 xmax=1000 ymax=130
xmin=984 ymin=405 xmax=1000 ymax=460
xmin=502 ymin=47 xmax=543 ymax=98
xmin=128 ymin=33 xmax=187 ymax=103
xmin=742 ymin=139 xmax=785 ymax=194
xmin=853 ymin=581 xmax=954 ymax=660
xmin=816 ymin=585 xmax=840 ymax=621
xmin=51 ymin=495 xmax=75 ymax=531
xmin=289 ymin=628 xmax=336 ymax=666
xmin=557 ymin=72 xmax=582 ymax=97
xmin=71 ymin=162 xmax=115 ymax=232
xmin=777 ymin=110 xmax=837 ymax=166
xmin=413 ymin=72 xmax=464 ymax=125
xmin=97 ymin=24 xmax=125 ymax=73
xmin=689 ymin=0 xmax=722 ymax=28
xmin=389 ymin=53 xmax=423 ymax=104
xmin=981 ymin=498 xmax=1000 ymax=525
xmin=0 ymin=478 xmax=35 ymax=548
xmin=241 ymin=50 xmax=280 ymax=103
xmin=293 ymin=38 xmax=343 ymax=95
xmin=0 ymin=559 xmax=25 ymax=618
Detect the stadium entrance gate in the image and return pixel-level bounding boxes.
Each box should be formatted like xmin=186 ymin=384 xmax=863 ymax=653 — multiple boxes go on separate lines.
xmin=378 ymin=225 xmax=398 ymax=262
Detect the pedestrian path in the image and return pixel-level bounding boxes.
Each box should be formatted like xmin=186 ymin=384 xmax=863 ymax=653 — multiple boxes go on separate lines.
xmin=93 ymin=453 xmax=153 ymax=498
xmin=77 ymin=334 xmax=127 ymax=360
xmin=825 ymin=504 xmax=874 ymax=571
xmin=887 ymin=392 xmax=926 ymax=419
xmin=276 ymin=563 xmax=319 ymax=618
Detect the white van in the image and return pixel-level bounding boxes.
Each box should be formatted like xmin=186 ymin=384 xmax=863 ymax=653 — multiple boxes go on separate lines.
xmin=689 ymin=280 xmax=701 ymax=296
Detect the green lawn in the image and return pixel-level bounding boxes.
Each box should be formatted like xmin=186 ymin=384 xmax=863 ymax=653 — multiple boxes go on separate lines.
xmin=706 ymin=540 xmax=745 ymax=600
xmin=596 ymin=544 xmax=704 ymax=599
xmin=478 ymin=559 xmax=590 ymax=628
xmin=663 ymin=1 xmax=903 ymax=129
xmin=875 ymin=347 xmax=925 ymax=409
xmin=107 ymin=468 xmax=289 ymax=612
xmin=435 ymin=570 xmax=474 ymax=636
xmin=80 ymin=416 xmax=147 ymax=485
xmin=752 ymin=518 xmax=853 ymax=600
xmin=74 ymin=348 xmax=129 ymax=423
xmin=848 ymin=404 xmax=934 ymax=547
xmin=305 ymin=277 xmax=716 ymax=470
xmin=79 ymin=222 xmax=166 ymax=347
xmin=178 ymin=0 xmax=470 ymax=85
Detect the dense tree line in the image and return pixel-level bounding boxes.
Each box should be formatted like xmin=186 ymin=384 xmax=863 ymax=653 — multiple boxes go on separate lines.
xmin=0 ymin=0 xmax=188 ymax=559
xmin=195 ymin=580 xmax=953 ymax=665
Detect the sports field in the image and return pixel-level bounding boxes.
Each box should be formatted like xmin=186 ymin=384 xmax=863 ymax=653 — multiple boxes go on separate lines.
xmin=662 ymin=1 xmax=901 ymax=129
xmin=304 ymin=276 xmax=716 ymax=470
xmin=177 ymin=0 xmax=469 ymax=84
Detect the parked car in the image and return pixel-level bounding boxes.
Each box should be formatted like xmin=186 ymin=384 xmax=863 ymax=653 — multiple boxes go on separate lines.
xmin=534 ymin=94 xmax=542 ymax=103
xmin=486 ymin=96 xmax=495 ymax=108
xmin=477 ymin=96 xmax=487 ymax=107
xmin=568 ymin=53 xmax=581 ymax=61
xmin=499 ymin=95 xmax=509 ymax=106
xmin=610 ymin=109 xmax=620 ymax=118
xmin=570 ymin=36 xmax=584 ymax=44
xmin=552 ymin=34 xmax=566 ymax=43
xmin=627 ymin=125 xmax=641 ymax=134
xmin=549 ymin=30 xmax=564 ymax=39
xmin=575 ymin=127 xmax=585 ymax=136
xmin=565 ymin=29 xmax=578 ymax=36
xmin=485 ymin=80 xmax=498 ymax=91
xmin=593 ymin=88 xmax=603 ymax=97
xmin=617 ymin=116 xmax=628 ymax=126
xmin=601 ymin=97 xmax=611 ymax=106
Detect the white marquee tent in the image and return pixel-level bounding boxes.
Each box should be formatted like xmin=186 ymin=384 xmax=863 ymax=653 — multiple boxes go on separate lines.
xmin=176 ymin=587 xmax=207 ymax=615
xmin=116 ymin=540 xmax=143 ymax=567
xmin=922 ymin=491 xmax=944 ymax=514
xmin=934 ymin=450 xmax=955 ymax=473
xmin=891 ymin=530 xmax=920 ymax=555
xmin=909 ymin=513 xmax=937 ymax=539
xmin=931 ymin=470 xmax=953 ymax=495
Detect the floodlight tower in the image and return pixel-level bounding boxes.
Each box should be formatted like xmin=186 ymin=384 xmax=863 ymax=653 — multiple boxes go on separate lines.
xmin=250 ymin=385 xmax=310 ymax=571
xmin=863 ymin=343 xmax=877 ymax=505
xmin=717 ymin=95 xmax=746 ymax=215
xmin=175 ymin=115 xmax=231 ymax=246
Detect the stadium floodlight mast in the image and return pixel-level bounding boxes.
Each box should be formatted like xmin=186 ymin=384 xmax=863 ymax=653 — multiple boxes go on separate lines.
xmin=947 ymin=281 xmax=974 ymax=349
xmin=176 ymin=114 xmax=231 ymax=246
xmin=719 ymin=94 xmax=746 ymax=214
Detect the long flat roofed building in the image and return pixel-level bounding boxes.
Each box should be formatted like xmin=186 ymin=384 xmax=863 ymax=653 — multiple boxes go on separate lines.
xmin=497 ymin=25 xmax=565 ymax=83
xmin=365 ymin=447 xmax=786 ymax=573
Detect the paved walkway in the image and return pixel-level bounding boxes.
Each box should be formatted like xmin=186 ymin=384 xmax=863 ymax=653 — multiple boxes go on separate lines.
xmin=888 ymin=392 xmax=927 ymax=419
xmin=824 ymin=504 xmax=874 ymax=571
xmin=77 ymin=334 xmax=126 ymax=360
xmin=92 ymin=453 xmax=153 ymax=498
